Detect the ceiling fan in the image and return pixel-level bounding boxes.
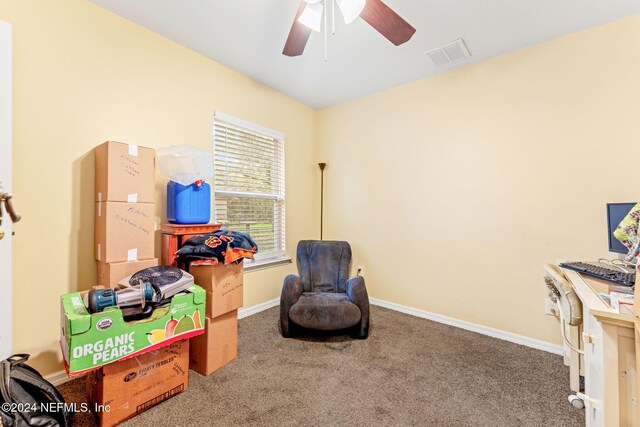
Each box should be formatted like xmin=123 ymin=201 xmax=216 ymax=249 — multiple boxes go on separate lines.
xmin=283 ymin=0 xmax=416 ymax=57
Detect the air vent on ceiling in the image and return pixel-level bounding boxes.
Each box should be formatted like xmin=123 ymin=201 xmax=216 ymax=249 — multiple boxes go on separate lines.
xmin=426 ymin=39 xmax=471 ymax=67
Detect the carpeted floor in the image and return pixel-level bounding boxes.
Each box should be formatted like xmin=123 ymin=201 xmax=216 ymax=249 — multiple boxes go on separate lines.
xmin=59 ymin=306 xmax=584 ymax=426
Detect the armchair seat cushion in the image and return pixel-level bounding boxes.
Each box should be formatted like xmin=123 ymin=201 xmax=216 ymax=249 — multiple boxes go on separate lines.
xmin=289 ymin=292 xmax=361 ymax=331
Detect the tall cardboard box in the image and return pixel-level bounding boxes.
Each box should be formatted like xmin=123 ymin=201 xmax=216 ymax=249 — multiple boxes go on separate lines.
xmin=95 ymin=202 xmax=155 ymax=263
xmin=95 ymin=141 xmax=155 ymax=203
xmin=97 ymin=258 xmax=159 ymax=288
xmin=189 ymin=310 xmax=238 ymax=376
xmin=190 ymin=263 xmax=243 ymax=318
xmin=87 ymin=340 xmax=189 ymax=427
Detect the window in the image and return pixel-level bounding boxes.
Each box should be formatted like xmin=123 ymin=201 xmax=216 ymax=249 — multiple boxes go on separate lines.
xmin=213 ymin=112 xmax=286 ymax=264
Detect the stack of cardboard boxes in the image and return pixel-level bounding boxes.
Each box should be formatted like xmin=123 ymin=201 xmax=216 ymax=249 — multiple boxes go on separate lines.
xmin=189 ymin=262 xmax=243 ymax=375
xmin=91 ymin=141 xmax=195 ymax=426
xmin=94 ymin=141 xmax=159 ymax=285
xmin=84 ymin=140 xmax=243 ymax=424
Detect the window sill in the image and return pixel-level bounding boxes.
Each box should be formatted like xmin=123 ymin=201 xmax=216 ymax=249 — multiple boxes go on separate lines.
xmin=244 ymin=257 xmax=292 ymax=272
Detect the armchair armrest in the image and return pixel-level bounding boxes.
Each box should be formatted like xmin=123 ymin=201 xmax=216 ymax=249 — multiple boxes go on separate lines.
xmin=346 ymin=276 xmax=370 ymax=338
xmin=280 ymin=274 xmax=303 ymax=337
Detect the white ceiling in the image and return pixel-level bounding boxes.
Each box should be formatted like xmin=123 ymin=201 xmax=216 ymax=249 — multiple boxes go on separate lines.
xmin=88 ymin=0 xmax=640 ymax=109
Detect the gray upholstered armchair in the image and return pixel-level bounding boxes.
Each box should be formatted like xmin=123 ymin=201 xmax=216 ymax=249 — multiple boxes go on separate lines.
xmin=280 ymin=240 xmax=369 ymax=339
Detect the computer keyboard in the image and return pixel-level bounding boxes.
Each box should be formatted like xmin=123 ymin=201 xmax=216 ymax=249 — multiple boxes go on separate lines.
xmin=559 ymin=262 xmax=636 ymax=287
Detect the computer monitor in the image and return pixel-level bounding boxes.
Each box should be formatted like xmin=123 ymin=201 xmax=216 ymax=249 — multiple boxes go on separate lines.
xmin=607 ymin=202 xmax=637 ymax=254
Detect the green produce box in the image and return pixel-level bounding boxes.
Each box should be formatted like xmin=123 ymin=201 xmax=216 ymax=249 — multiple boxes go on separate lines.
xmin=60 ymin=285 xmax=205 ymax=376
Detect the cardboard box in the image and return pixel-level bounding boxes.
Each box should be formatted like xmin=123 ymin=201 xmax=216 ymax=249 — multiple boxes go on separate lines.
xmin=60 ymin=286 xmax=206 ymax=376
xmin=190 ymin=263 xmax=243 ymax=318
xmin=88 ymin=340 xmax=189 ymax=427
xmin=189 ymin=310 xmax=238 ymax=376
xmin=95 ymin=141 xmax=155 ymax=203
xmin=95 ymin=202 xmax=155 ymax=263
xmin=97 ymin=258 xmax=159 ymax=288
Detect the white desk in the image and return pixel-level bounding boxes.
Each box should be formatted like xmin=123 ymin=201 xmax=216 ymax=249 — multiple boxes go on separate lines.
xmin=561 ymin=267 xmax=638 ymax=426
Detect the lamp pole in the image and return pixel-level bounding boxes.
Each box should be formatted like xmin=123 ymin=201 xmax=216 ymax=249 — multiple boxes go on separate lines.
xmin=318 ymin=163 xmax=326 ymax=240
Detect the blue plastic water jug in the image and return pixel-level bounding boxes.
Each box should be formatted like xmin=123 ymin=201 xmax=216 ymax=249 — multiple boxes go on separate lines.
xmin=167 ymin=180 xmax=211 ymax=224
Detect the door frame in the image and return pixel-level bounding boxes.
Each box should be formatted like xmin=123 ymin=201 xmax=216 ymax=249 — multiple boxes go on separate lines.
xmin=0 ymin=19 xmax=12 ymax=359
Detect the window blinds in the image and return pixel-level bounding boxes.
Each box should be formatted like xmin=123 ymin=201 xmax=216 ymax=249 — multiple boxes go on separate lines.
xmin=213 ymin=112 xmax=286 ymax=262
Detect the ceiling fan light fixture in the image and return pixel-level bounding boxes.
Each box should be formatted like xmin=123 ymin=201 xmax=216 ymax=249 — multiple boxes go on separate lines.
xmin=337 ymin=0 xmax=366 ymax=24
xmin=298 ymin=2 xmax=324 ymax=32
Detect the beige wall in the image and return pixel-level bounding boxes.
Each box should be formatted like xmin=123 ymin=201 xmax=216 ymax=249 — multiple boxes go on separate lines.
xmin=0 ymin=0 xmax=318 ymax=375
xmin=317 ymin=15 xmax=640 ymax=345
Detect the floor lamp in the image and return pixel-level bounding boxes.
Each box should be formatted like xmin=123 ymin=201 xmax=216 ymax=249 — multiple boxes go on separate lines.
xmin=318 ymin=162 xmax=326 ymax=240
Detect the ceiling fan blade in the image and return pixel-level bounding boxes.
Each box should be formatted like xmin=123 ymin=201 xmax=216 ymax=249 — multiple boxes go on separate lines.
xmin=359 ymin=0 xmax=416 ymax=46
xmin=283 ymin=1 xmax=312 ymax=57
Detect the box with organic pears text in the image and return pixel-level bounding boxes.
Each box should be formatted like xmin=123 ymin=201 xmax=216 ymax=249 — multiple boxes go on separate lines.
xmin=60 ymin=285 xmax=205 ymax=376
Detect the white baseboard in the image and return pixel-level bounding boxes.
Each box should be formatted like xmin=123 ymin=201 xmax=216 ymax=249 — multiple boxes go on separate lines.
xmin=238 ymin=297 xmax=279 ymax=319
xmin=46 ymin=370 xmax=77 ymax=387
xmin=370 ymin=298 xmax=564 ymax=355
